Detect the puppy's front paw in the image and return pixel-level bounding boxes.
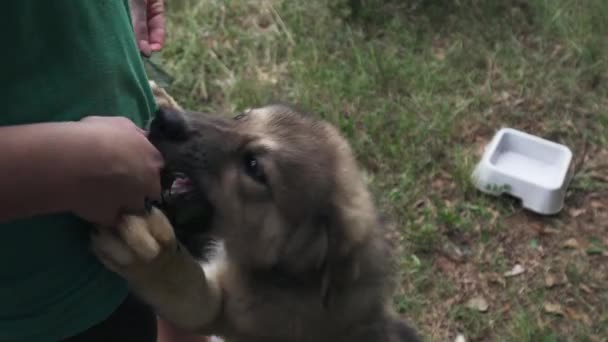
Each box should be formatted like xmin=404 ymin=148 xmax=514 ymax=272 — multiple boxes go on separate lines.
xmin=91 ymin=207 xmax=177 ymax=276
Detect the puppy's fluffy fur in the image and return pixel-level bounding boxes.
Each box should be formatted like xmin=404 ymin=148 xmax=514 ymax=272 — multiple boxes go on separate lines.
xmin=92 ymin=83 xmax=419 ymax=342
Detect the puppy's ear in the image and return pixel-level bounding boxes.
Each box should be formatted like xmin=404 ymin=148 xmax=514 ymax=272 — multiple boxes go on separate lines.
xmin=276 ymin=218 xmax=329 ymax=276
xmin=321 ymin=194 xmax=376 ymax=307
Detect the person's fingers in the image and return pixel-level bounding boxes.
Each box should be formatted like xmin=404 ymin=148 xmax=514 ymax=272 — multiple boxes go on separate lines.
xmin=97 ymin=209 xmax=122 ymax=229
xmin=149 ymin=165 xmax=164 ymax=202
xmin=146 ymin=0 xmax=165 ymax=52
xmin=131 ymin=173 xmax=163 ymax=210
xmin=130 ymin=0 xmax=152 ymax=56
xmin=147 ymin=141 xmax=165 ymax=170
xmin=82 ymin=116 xmax=147 ymax=135
xmin=146 ymin=177 xmax=163 ymax=203
xmin=157 ymin=318 xmax=211 ymax=342
xmin=142 ymin=150 xmax=164 ymax=203
xmin=121 ymin=197 xmax=148 ymax=218
xmin=81 ymin=115 xmax=130 ymax=126
xmin=104 ymin=116 xmax=147 ymax=135
xmin=134 ymin=125 xmax=147 ymax=135
xmin=138 ymin=40 xmax=152 ymax=57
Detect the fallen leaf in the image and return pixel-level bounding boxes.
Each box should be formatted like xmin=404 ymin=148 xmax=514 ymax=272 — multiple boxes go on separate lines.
xmin=486 ymin=272 xmax=506 ymax=287
xmin=413 ymin=200 xmax=426 ymax=209
xmin=545 ymin=274 xmax=558 ymax=288
xmin=563 ymin=238 xmax=580 ymax=249
xmin=586 ymin=246 xmax=604 ymax=255
xmin=454 ymin=334 xmax=466 ymax=342
xmin=589 ymin=334 xmax=603 ymax=342
xmin=590 ymin=199 xmax=605 ymax=210
xmin=433 ymin=47 xmax=446 ymax=60
xmin=568 ymin=208 xmax=586 ymax=218
xmin=586 ymin=238 xmax=605 ymax=255
xmin=579 ymin=283 xmax=594 ymax=294
xmin=531 ymin=98 xmax=545 ymax=110
xmin=518 ymin=286 xmax=526 ymax=295
xmin=545 ymin=273 xmax=567 ymax=288
xmin=474 ymin=137 xmax=490 ymax=158
xmin=443 ymin=295 xmax=460 ymax=309
xmin=564 ymin=307 xmax=592 ymax=326
xmin=550 ymin=44 xmax=564 ymax=58
xmin=541 ymin=226 xmax=560 ymax=235
xmin=529 ymin=222 xmax=543 ymax=232
xmin=466 ymin=296 xmax=489 ymax=312
xmin=496 ymin=91 xmax=511 ymax=103
xmin=536 ymin=245 xmax=546 ymax=256
xmin=504 ymin=264 xmax=525 ymax=277
xmin=441 ymin=241 xmax=465 ymax=262
xmin=529 ymin=239 xmax=540 ymax=249
xmin=543 ymin=302 xmax=565 ymax=316
xmin=489 ymin=208 xmax=500 ymax=226
xmin=436 ymin=256 xmax=457 ymax=274
xmin=589 ymin=171 xmax=608 ymax=182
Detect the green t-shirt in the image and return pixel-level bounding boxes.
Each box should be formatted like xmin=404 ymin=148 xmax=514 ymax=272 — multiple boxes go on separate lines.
xmin=0 ymin=1 xmax=156 ymax=341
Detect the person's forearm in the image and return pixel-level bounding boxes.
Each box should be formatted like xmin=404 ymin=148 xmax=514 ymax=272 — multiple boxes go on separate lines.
xmin=0 ymin=122 xmax=85 ymax=223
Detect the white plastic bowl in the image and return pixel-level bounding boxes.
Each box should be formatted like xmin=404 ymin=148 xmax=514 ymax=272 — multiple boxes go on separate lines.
xmin=472 ymin=128 xmax=573 ymax=215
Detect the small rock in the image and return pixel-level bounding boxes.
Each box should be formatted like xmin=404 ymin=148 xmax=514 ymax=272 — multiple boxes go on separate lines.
xmin=466 ymin=296 xmax=489 ymax=312
xmin=454 ymin=334 xmax=466 ymax=342
xmin=504 ymin=264 xmax=525 ymax=277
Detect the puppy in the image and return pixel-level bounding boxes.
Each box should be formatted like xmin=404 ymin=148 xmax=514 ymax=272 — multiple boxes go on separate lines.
xmin=92 ymin=89 xmax=420 ymax=342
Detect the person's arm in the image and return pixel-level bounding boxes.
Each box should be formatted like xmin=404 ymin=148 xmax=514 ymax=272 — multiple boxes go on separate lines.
xmin=0 ymin=117 xmax=163 ymax=225
xmin=0 ymin=122 xmax=86 ymax=222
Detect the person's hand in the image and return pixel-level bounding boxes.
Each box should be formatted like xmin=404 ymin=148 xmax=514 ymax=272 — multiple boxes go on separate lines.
xmin=157 ymin=317 xmax=211 ymax=342
xmin=68 ymin=116 xmax=164 ymax=226
xmin=130 ymin=0 xmax=165 ymax=56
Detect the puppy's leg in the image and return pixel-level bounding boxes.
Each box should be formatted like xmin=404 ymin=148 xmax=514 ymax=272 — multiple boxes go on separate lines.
xmin=91 ymin=207 xmax=222 ymax=333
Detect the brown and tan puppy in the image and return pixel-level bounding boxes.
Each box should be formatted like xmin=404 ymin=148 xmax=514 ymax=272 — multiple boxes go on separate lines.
xmin=91 ymin=87 xmax=419 ymax=342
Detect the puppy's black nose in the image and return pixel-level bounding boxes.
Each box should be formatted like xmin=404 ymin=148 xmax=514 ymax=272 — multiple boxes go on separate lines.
xmin=150 ymin=107 xmax=189 ymax=141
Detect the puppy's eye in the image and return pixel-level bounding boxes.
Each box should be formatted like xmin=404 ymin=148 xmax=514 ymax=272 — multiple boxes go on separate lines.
xmin=234 ymin=112 xmax=247 ymax=121
xmin=243 ymin=153 xmax=266 ymax=184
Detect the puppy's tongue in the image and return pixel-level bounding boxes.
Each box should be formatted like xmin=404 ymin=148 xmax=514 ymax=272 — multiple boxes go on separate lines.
xmin=171 ymin=177 xmax=194 ymax=194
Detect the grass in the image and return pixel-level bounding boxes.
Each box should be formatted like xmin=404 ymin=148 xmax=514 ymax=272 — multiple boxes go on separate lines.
xmin=154 ymin=0 xmax=608 ymax=340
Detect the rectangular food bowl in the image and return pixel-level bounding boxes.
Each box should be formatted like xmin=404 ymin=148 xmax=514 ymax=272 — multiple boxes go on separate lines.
xmin=472 ymin=128 xmax=573 ymax=215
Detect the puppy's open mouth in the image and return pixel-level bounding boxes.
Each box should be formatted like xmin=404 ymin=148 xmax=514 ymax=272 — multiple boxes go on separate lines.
xmin=160 ymin=170 xmax=214 ymax=233
xmin=166 ymin=172 xmax=195 ymax=197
